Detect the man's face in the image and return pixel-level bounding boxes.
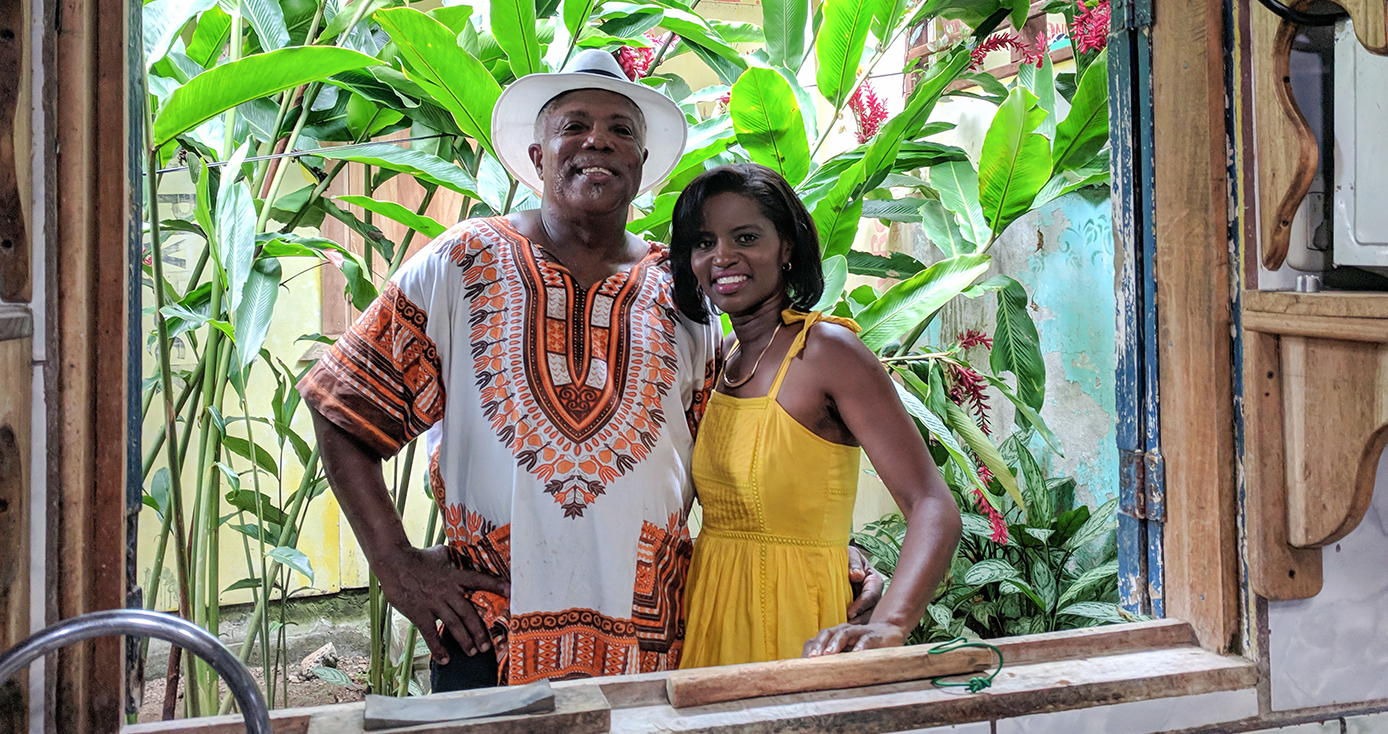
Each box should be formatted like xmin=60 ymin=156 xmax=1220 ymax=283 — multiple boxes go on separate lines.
xmin=528 ymin=89 xmax=649 ymax=216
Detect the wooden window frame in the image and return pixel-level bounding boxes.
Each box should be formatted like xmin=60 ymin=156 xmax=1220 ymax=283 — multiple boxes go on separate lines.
xmin=55 ymin=0 xmax=1254 ymax=728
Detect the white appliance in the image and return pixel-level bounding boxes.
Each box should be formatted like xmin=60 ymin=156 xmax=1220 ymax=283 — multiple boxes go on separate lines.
xmin=1331 ymin=19 xmax=1388 ymax=273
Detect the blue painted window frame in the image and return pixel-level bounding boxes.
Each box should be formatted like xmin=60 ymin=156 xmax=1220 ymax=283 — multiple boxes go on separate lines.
xmin=1110 ymin=0 xmax=1165 ymax=617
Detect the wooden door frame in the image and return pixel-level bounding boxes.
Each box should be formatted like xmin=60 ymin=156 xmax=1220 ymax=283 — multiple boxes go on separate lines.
xmin=42 ymin=0 xmax=1245 ymax=729
xmin=45 ymin=0 xmax=136 ymax=730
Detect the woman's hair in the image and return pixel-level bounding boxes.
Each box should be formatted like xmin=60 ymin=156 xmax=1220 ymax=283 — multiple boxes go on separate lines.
xmin=669 ymin=163 xmax=824 ymax=323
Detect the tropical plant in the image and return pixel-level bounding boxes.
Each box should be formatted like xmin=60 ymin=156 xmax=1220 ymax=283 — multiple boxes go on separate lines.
xmin=853 ymin=426 xmax=1131 ymax=642
xmin=138 ymin=0 xmax=1112 ymax=717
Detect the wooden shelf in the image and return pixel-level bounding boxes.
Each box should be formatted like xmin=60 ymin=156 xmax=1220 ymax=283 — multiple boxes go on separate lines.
xmin=1244 ymin=290 xmax=1388 ymax=320
xmin=121 ymin=622 xmax=1258 ymax=734
xmin=1243 ymin=293 xmax=1388 ymax=600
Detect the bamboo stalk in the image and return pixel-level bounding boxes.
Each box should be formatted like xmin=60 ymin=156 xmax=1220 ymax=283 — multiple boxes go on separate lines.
xmin=239 ymin=387 xmax=276 ymax=706
xmin=184 ymin=245 xmax=210 ymax=300
xmin=203 ymin=342 xmax=234 ymax=711
xmin=395 ymin=498 xmax=442 ymax=696
xmin=387 ymin=186 xmax=438 ymax=278
xmin=501 ymin=179 xmax=519 ymax=216
xmin=222 ymin=9 xmax=243 ymax=163
xmin=256 ymin=81 xmax=326 ymax=233
xmin=267 ymin=0 xmax=376 ymax=233
xmin=144 ymin=72 xmax=200 ymax=715
xmin=218 ymin=449 xmax=322 ymax=715
xmin=140 ymin=381 xmax=203 ymax=629
xmin=141 ymin=350 xmax=208 ymax=480
xmin=375 ymin=441 xmax=417 ymax=693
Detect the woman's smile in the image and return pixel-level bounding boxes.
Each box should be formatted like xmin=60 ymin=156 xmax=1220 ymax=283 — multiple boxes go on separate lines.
xmin=711 ymin=272 xmax=749 ymax=294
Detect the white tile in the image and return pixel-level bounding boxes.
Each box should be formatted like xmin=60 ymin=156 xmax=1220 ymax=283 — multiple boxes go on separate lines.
xmin=1347 ymin=712 xmax=1388 ymax=734
xmin=1269 ymin=449 xmax=1388 ymax=710
xmin=994 ymin=688 xmax=1259 ymax=734
xmin=1252 ymin=722 xmax=1344 ymax=734
xmin=887 ymin=725 xmax=990 ymax=734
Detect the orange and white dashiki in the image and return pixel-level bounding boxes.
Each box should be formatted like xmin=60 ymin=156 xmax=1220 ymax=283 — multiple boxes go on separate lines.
xmin=299 ymin=217 xmax=718 ymax=685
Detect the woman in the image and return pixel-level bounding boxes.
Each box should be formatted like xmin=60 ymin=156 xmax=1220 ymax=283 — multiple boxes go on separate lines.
xmin=670 ymin=164 xmax=963 ymax=668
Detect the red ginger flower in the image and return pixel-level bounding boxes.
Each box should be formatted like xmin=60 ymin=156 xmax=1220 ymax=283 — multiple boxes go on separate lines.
xmin=972 ymin=463 xmax=1009 ymax=544
xmin=950 ymin=331 xmax=994 ymax=434
xmin=616 ymin=31 xmax=667 ymax=80
xmin=848 ymin=80 xmax=889 ymax=144
xmin=957 ymin=329 xmax=993 ymax=351
xmin=969 ymin=31 xmax=1027 ymax=70
xmin=1021 ymin=31 xmax=1050 ymax=66
xmin=970 ymin=30 xmax=1058 ymax=71
xmin=1071 ymin=0 xmax=1110 ymax=55
xmin=948 ymin=363 xmax=992 ymax=436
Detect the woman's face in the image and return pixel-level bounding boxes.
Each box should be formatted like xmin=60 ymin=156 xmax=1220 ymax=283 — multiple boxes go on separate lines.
xmin=688 ymin=192 xmax=793 ymax=317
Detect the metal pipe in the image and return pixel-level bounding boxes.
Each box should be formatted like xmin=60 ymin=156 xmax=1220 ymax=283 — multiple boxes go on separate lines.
xmin=0 ymin=609 xmax=270 ymax=734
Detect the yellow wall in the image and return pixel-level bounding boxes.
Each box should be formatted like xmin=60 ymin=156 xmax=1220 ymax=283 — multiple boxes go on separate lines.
xmin=139 ymin=165 xmax=438 ymax=610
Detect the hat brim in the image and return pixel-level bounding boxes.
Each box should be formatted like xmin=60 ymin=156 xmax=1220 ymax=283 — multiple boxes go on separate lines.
xmin=491 ymin=71 xmax=688 ymax=197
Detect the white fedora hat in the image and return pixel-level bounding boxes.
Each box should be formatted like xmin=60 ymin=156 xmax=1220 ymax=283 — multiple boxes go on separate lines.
xmin=491 ymin=49 xmax=688 ymax=196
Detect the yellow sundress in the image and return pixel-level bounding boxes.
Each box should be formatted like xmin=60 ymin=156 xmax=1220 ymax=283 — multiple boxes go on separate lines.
xmin=680 ymin=310 xmax=862 ymax=668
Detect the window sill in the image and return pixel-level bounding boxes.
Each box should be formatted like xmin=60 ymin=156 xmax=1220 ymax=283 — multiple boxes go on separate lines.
xmin=123 ymin=620 xmax=1255 ymax=734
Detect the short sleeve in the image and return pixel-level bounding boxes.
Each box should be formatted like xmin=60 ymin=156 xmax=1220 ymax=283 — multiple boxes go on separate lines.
xmin=298 ymin=239 xmax=453 ymax=458
xmin=682 ymin=311 xmax=722 ymax=439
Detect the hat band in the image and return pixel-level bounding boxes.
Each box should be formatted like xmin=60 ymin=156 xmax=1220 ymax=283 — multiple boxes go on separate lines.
xmin=576 ymin=68 xmax=625 ymax=80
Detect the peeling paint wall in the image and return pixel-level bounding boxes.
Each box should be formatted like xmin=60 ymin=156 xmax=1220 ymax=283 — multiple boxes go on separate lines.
xmin=1000 ymin=189 xmax=1118 ymax=505
xmin=853 ymin=187 xmax=1118 ymax=528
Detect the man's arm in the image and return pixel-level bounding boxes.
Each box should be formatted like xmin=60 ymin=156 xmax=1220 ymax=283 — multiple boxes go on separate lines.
xmin=311 ymin=406 xmax=508 ymax=663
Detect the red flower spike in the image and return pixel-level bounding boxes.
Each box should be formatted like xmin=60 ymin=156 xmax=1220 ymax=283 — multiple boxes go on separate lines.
xmin=970 ymin=475 xmax=1010 ymax=545
xmin=946 ymin=362 xmax=992 ymax=436
xmin=616 ymin=31 xmax=667 ymax=81
xmin=1021 ymin=31 xmax=1050 ymax=66
xmin=848 ymin=80 xmax=889 ymax=144
xmin=969 ymin=31 xmax=1025 ymax=70
xmin=1072 ymin=0 xmax=1110 ymax=55
xmin=957 ymin=329 xmax=993 ymax=351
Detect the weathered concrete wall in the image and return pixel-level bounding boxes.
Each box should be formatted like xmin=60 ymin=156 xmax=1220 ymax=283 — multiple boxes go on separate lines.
xmin=852 ymin=186 xmax=1118 ymax=529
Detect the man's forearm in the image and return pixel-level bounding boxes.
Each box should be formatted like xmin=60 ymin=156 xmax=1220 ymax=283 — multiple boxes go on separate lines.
xmin=309 ymin=406 xmax=413 ymax=562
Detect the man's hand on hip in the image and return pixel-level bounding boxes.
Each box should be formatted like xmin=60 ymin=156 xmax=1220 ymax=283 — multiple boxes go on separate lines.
xmin=375 ymin=545 xmax=509 ymax=664
xmin=309 ymin=406 xmax=511 ymax=665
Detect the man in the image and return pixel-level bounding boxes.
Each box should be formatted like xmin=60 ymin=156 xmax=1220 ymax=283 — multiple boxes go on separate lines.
xmin=300 ymin=49 xmax=881 ymax=691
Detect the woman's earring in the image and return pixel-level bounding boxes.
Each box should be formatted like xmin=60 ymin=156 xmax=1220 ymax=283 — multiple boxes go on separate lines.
xmin=782 ymin=262 xmax=793 ymax=272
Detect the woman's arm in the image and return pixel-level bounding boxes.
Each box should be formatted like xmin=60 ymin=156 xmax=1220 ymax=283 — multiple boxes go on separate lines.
xmin=799 ymin=326 xmax=962 ymax=656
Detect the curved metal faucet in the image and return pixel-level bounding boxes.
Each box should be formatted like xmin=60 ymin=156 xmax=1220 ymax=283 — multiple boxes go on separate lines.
xmin=0 ymin=609 xmax=270 ymax=734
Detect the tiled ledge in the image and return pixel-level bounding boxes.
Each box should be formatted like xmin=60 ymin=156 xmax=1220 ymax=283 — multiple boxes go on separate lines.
xmin=124 ymin=620 xmax=1256 ymax=734
xmin=608 ymin=642 xmax=1255 ymax=733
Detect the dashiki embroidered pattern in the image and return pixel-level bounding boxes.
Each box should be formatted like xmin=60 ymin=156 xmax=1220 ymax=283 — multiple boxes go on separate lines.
xmin=455 ymin=224 xmax=681 ymax=518
xmin=301 ymin=217 xmax=717 ymax=685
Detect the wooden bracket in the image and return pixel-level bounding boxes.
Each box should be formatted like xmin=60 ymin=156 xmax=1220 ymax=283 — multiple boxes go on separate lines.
xmin=1244 ymin=293 xmax=1388 ymax=600
xmin=1253 ymin=0 xmax=1388 ymax=271
xmin=0 ymin=0 xmax=28 ymax=302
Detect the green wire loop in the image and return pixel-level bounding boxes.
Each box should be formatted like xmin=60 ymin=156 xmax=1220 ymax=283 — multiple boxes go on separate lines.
xmin=926 ymin=636 xmax=1004 ymax=693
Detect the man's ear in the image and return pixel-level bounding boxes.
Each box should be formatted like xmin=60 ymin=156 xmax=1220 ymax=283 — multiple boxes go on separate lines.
xmin=528 ymin=143 xmax=544 ymax=174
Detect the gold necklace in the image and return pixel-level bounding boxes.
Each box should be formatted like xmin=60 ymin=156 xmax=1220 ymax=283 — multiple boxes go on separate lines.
xmin=721 ymin=322 xmax=783 ymax=389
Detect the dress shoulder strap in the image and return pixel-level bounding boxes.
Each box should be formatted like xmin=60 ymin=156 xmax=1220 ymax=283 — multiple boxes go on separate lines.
xmin=767 ymin=310 xmax=861 ymax=399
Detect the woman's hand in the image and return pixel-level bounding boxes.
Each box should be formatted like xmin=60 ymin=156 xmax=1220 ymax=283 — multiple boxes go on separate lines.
xmin=802 ymin=622 xmax=908 ymax=657
xmin=846 ymin=546 xmax=885 ymax=624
